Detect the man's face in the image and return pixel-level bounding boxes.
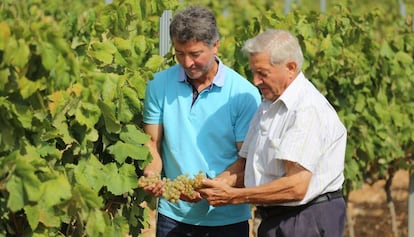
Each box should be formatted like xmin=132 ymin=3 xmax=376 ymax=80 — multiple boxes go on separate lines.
xmin=249 ymin=52 xmax=296 ymax=101
xmin=173 ymin=39 xmax=218 ymax=81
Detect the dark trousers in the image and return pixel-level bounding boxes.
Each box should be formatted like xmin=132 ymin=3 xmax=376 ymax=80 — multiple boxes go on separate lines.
xmin=258 ymin=197 xmax=346 ymax=237
xmin=156 ymin=212 xmax=249 ymax=237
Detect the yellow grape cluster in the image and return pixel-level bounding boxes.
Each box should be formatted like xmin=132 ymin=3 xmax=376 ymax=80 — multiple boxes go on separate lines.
xmin=138 ymin=171 xmax=205 ymax=203
xmin=137 ymin=173 xmax=163 ymax=187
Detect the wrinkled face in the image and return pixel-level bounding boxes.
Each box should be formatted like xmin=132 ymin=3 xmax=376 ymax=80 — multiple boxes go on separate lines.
xmin=249 ymin=52 xmax=297 ymax=101
xmin=173 ymin=39 xmax=218 ymax=81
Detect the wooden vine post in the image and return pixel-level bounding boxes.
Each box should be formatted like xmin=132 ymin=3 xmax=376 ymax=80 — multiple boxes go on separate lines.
xmin=159 ymin=10 xmax=172 ymax=57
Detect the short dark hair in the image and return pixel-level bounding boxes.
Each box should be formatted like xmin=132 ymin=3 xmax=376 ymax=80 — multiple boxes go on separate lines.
xmin=169 ymin=5 xmax=219 ymax=47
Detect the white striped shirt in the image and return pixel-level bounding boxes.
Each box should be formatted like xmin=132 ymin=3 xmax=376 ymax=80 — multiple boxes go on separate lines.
xmin=240 ymin=72 xmax=347 ymax=206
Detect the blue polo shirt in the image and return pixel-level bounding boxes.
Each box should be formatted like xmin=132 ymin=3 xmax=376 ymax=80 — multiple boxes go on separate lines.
xmin=143 ymin=58 xmax=261 ymax=226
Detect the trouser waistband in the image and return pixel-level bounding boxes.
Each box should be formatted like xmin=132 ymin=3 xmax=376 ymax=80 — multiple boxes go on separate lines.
xmin=257 ymin=190 xmax=343 ymax=219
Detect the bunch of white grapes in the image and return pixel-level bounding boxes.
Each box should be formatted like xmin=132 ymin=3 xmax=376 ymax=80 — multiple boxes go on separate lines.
xmin=138 ymin=171 xmax=205 ymax=203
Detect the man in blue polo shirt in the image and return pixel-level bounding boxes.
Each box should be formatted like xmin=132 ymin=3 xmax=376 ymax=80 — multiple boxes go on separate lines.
xmin=141 ymin=5 xmax=261 ymax=237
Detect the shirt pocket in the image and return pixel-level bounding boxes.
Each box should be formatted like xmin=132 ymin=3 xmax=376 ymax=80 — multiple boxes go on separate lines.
xmin=264 ymin=137 xmax=285 ymax=177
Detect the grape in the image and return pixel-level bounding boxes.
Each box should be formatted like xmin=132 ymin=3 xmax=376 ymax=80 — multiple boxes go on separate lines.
xmin=192 ymin=171 xmax=204 ymax=189
xmin=137 ymin=174 xmax=163 ymax=187
xmin=137 ymin=171 xmax=206 ymax=203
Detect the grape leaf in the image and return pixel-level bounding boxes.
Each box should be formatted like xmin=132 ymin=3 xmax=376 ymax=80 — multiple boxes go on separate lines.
xmin=105 ymin=163 xmax=137 ymax=195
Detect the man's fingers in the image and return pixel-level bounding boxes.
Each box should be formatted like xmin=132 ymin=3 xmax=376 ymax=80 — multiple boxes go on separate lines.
xmin=201 ymin=178 xmax=217 ymax=187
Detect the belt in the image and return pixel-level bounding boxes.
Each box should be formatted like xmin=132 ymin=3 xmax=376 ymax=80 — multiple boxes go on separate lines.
xmin=257 ymin=190 xmax=343 ymax=219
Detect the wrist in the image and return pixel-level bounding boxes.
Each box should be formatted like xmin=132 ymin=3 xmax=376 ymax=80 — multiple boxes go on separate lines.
xmin=233 ymin=188 xmax=250 ymax=204
xmin=143 ymin=170 xmax=160 ymax=177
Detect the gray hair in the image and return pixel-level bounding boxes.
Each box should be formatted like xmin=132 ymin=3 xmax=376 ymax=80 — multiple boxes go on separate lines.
xmin=169 ymin=6 xmax=219 ymax=47
xmin=242 ymin=29 xmax=304 ymax=71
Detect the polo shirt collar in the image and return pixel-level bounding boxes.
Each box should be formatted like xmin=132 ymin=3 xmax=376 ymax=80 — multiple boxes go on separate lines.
xmin=177 ymin=56 xmax=225 ymax=87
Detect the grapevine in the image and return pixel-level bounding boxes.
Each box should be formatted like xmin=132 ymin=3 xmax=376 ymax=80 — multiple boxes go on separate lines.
xmin=137 ymin=171 xmax=205 ymax=203
xmin=1 ymin=0 xmax=413 ymax=236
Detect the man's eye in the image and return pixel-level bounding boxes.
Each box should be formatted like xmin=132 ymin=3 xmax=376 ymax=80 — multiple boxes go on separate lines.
xmin=259 ymin=72 xmax=268 ymax=78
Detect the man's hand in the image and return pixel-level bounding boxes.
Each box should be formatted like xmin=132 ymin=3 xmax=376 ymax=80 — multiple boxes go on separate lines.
xmin=138 ymin=173 xmax=165 ymax=198
xmin=142 ymin=179 xmax=165 ymax=198
xmin=179 ymin=191 xmax=203 ymax=203
xmin=198 ymin=178 xmax=235 ymax=206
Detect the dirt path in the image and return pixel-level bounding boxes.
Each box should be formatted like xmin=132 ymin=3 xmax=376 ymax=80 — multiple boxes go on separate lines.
xmin=344 ymin=170 xmax=409 ymax=237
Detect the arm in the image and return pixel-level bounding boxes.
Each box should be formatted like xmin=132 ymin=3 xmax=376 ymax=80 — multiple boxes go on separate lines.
xmin=141 ymin=123 xmax=164 ymax=197
xmin=143 ymin=123 xmax=163 ymax=176
xmin=200 ymin=160 xmax=312 ymax=206
xmin=213 ymin=142 xmax=246 ymax=187
xmin=236 ymin=160 xmax=312 ymax=204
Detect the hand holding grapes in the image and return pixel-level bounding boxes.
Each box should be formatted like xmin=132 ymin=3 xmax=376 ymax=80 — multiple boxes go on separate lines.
xmin=138 ymin=174 xmax=165 ymax=198
xmin=179 ymin=191 xmax=202 ymax=203
xmin=199 ymin=178 xmax=235 ymax=207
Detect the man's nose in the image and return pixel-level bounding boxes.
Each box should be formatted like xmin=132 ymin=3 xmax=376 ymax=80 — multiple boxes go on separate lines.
xmin=182 ymin=55 xmax=194 ymax=68
xmin=252 ymin=75 xmax=262 ymax=86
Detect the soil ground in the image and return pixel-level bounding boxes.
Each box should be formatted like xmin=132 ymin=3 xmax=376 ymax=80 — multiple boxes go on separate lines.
xmin=140 ymin=170 xmax=410 ymax=237
xmin=344 ymin=170 xmax=409 ymax=237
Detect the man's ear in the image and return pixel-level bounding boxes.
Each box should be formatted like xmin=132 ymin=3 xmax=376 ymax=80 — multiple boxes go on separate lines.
xmin=213 ymin=39 xmax=219 ymax=55
xmin=286 ymin=61 xmax=298 ymax=75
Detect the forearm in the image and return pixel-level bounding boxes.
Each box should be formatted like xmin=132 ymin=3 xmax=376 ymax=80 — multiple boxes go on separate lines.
xmin=230 ymin=170 xmax=311 ymax=205
xmin=143 ymin=124 xmax=163 ymax=176
xmin=143 ymin=154 xmax=162 ymax=176
xmin=215 ymin=158 xmax=246 ymax=187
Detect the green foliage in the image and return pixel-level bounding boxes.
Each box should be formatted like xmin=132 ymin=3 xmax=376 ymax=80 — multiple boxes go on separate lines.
xmin=0 ymin=0 xmax=178 ymax=236
xmin=180 ymin=0 xmax=414 ymax=192
xmin=0 ymin=0 xmax=414 ymax=235
xmin=226 ymin=3 xmax=414 ymax=193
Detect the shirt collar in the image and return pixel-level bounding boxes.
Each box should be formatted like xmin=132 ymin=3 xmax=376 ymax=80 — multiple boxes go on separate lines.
xmin=177 ymin=56 xmax=225 ymax=87
xmin=274 ymin=72 xmax=306 ymax=109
